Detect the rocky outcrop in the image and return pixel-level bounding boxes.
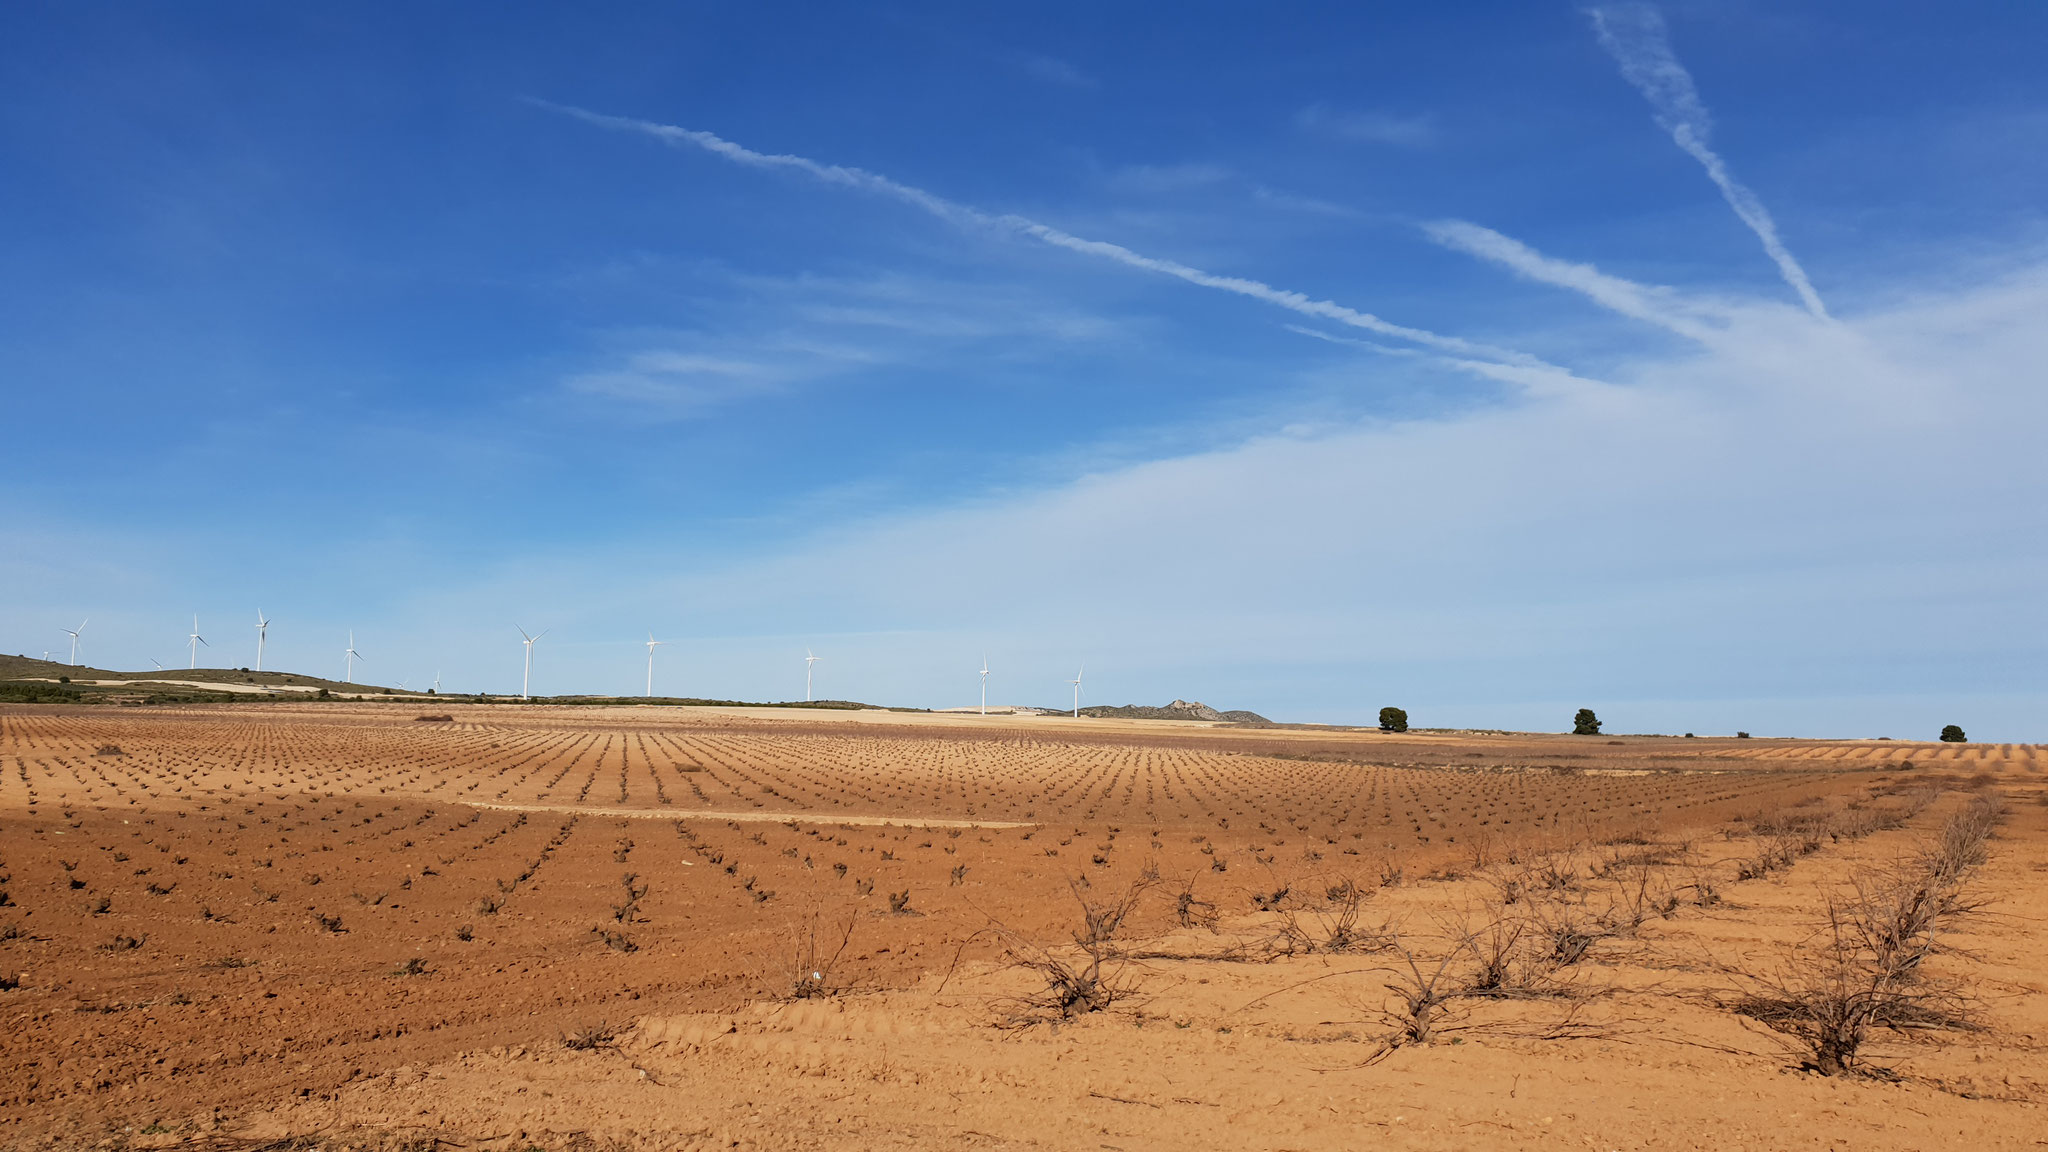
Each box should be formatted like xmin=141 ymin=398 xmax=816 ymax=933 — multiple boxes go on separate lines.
xmin=1077 ymin=699 xmax=1270 ymax=724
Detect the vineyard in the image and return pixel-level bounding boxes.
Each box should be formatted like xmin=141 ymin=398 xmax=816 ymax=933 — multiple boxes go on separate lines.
xmin=1 ymin=704 xmax=2041 ymax=1150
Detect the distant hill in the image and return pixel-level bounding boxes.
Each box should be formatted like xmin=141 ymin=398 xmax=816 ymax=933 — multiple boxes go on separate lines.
xmin=0 ymin=656 xmax=912 ymax=710
xmin=3 ymin=655 xmax=1262 ymax=720
xmin=0 ymin=653 xmax=397 ymax=697
xmin=1076 ymin=699 xmax=1270 ymax=724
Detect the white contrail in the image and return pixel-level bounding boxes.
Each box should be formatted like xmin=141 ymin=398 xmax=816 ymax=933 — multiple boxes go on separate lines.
xmin=1422 ymin=219 xmax=1730 ymax=340
xmin=547 ymin=102 xmax=1557 ymax=371
xmin=1588 ymin=5 xmax=1829 ymax=320
xmin=1284 ymin=322 xmax=1612 ymax=402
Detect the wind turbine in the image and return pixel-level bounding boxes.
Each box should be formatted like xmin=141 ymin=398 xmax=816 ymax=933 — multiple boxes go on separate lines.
xmin=805 ymin=649 xmax=820 ymax=701
xmin=1068 ymin=665 xmax=1084 ymax=718
xmin=254 ymin=610 xmax=270 ymax=671
xmin=61 ymin=619 xmax=87 ymax=667
xmin=979 ymin=654 xmax=990 ymax=716
xmin=433 ymin=671 xmax=441 ymax=694
xmin=187 ymin=616 xmax=210 ymax=669
xmin=645 ymin=633 xmax=665 ymax=698
xmin=517 ymin=626 xmax=546 ymax=700
xmin=343 ymin=631 xmax=364 ymax=683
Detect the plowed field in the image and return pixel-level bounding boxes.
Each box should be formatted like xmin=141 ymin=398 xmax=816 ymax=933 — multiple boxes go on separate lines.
xmin=2 ymin=704 xmax=2041 ymax=1150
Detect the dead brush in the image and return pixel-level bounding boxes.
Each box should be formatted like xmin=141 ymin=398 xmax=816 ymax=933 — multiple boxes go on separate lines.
xmin=1725 ymin=892 xmax=1974 ymax=1077
xmin=1735 ymin=834 xmax=1801 ymax=881
xmin=991 ymin=872 xmax=1159 ymax=1026
xmin=590 ymin=927 xmax=638 ymax=953
xmin=1481 ymin=865 xmax=1527 ymax=907
xmin=786 ymin=906 xmax=860 ymax=1000
xmin=561 ymin=1020 xmax=622 ymax=1051
xmin=1923 ymin=793 xmax=2001 ymax=886
xmin=1525 ymin=899 xmax=1604 ymax=968
xmin=1172 ymin=873 xmax=1218 ymax=930
xmin=1532 ymin=852 xmax=1580 ymax=894
xmin=1589 ymin=841 xmax=1685 ymax=879
xmin=1361 ymin=936 xmax=1466 ymax=1060
xmin=1598 ymin=863 xmax=1680 ymax=935
xmin=1353 ymin=912 xmax=1614 ymax=1063
xmin=1271 ymin=877 xmax=1387 ymax=955
xmin=1720 ymin=797 xmax=1999 ymax=1076
xmin=1459 ymin=915 xmax=1565 ymax=999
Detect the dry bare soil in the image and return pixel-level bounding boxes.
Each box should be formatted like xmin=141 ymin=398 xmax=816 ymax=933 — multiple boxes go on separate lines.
xmin=2 ymin=703 xmax=2043 ymax=1150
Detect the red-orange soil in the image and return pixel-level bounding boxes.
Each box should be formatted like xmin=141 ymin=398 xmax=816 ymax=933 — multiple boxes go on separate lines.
xmin=1 ymin=704 xmax=2042 ymax=1149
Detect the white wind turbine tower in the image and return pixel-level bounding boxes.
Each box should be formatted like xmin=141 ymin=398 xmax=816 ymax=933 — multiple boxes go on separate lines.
xmin=1068 ymin=665 xmax=1084 ymax=718
xmin=433 ymin=671 xmax=441 ymax=694
xmin=343 ymin=631 xmax=364 ymax=683
xmin=187 ymin=616 xmax=210 ymax=669
xmin=979 ymin=653 xmax=990 ymax=716
xmin=254 ymin=610 xmax=270 ymax=671
xmin=645 ymin=633 xmax=665 ymax=698
xmin=61 ymin=619 xmax=87 ymax=666
xmin=805 ymin=649 xmax=821 ymax=702
xmin=517 ymin=626 xmax=547 ymax=700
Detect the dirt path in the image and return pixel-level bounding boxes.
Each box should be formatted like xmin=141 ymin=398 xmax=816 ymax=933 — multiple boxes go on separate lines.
xmin=465 ymin=800 xmax=1038 ymax=829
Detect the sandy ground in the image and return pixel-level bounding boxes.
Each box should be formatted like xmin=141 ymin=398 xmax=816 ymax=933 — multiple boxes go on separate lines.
xmin=0 ymin=703 xmax=2041 ymax=1149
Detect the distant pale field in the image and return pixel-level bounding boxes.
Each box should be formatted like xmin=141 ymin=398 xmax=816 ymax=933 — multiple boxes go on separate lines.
xmin=1 ymin=703 xmax=2041 ymax=1150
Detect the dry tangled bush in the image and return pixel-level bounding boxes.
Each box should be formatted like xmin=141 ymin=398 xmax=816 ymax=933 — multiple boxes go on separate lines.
xmin=1270 ymin=876 xmax=1387 ymax=955
xmin=1375 ymin=938 xmax=1464 ymax=1050
xmin=1725 ymin=792 xmax=2001 ymax=1076
xmin=992 ymin=873 xmax=1159 ymax=1025
xmin=1172 ymin=872 xmax=1218 ymax=930
xmin=787 ymin=906 xmax=860 ymax=1000
xmin=561 ymin=1020 xmax=622 ymax=1051
xmin=1734 ymin=791 xmax=1937 ymax=881
xmin=1361 ymin=910 xmax=1609 ymax=1062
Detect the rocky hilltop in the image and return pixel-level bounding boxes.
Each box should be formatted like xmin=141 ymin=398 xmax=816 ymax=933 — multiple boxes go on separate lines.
xmin=1076 ymin=699 xmax=1270 ymax=724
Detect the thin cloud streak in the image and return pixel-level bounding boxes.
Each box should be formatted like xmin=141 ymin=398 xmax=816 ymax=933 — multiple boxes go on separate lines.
xmin=1588 ymin=4 xmax=1830 ymax=320
xmin=545 ymin=102 xmax=1565 ymax=377
xmin=1285 ymin=320 xmax=1614 ymax=401
xmin=1423 ymin=219 xmax=1733 ymax=340
xmin=1294 ymin=103 xmax=1436 ymax=147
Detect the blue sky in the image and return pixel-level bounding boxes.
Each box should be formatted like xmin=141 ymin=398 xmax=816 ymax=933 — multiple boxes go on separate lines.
xmin=4 ymin=2 xmax=2045 ymax=738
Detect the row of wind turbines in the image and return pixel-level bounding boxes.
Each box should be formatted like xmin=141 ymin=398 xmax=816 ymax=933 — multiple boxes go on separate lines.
xmin=53 ymin=614 xmax=1091 ymax=714
xmin=56 ymin=615 xmax=239 ymax=672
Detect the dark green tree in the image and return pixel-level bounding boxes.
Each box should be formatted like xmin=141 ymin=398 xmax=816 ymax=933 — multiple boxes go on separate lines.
xmin=1572 ymin=708 xmax=1601 ymax=735
xmin=1939 ymin=724 xmax=1967 ymax=743
xmin=1378 ymin=706 xmax=1409 ymax=733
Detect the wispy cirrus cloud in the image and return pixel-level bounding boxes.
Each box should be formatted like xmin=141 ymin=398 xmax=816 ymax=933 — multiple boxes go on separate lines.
xmin=566 ymin=351 xmax=789 ymax=410
xmin=563 ymin=271 xmax=1125 ymax=416
xmin=1588 ymin=4 xmax=1829 ymax=319
xmin=1294 ymin=103 xmax=1436 ymax=147
xmin=543 ymin=102 xmax=1567 ymax=379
